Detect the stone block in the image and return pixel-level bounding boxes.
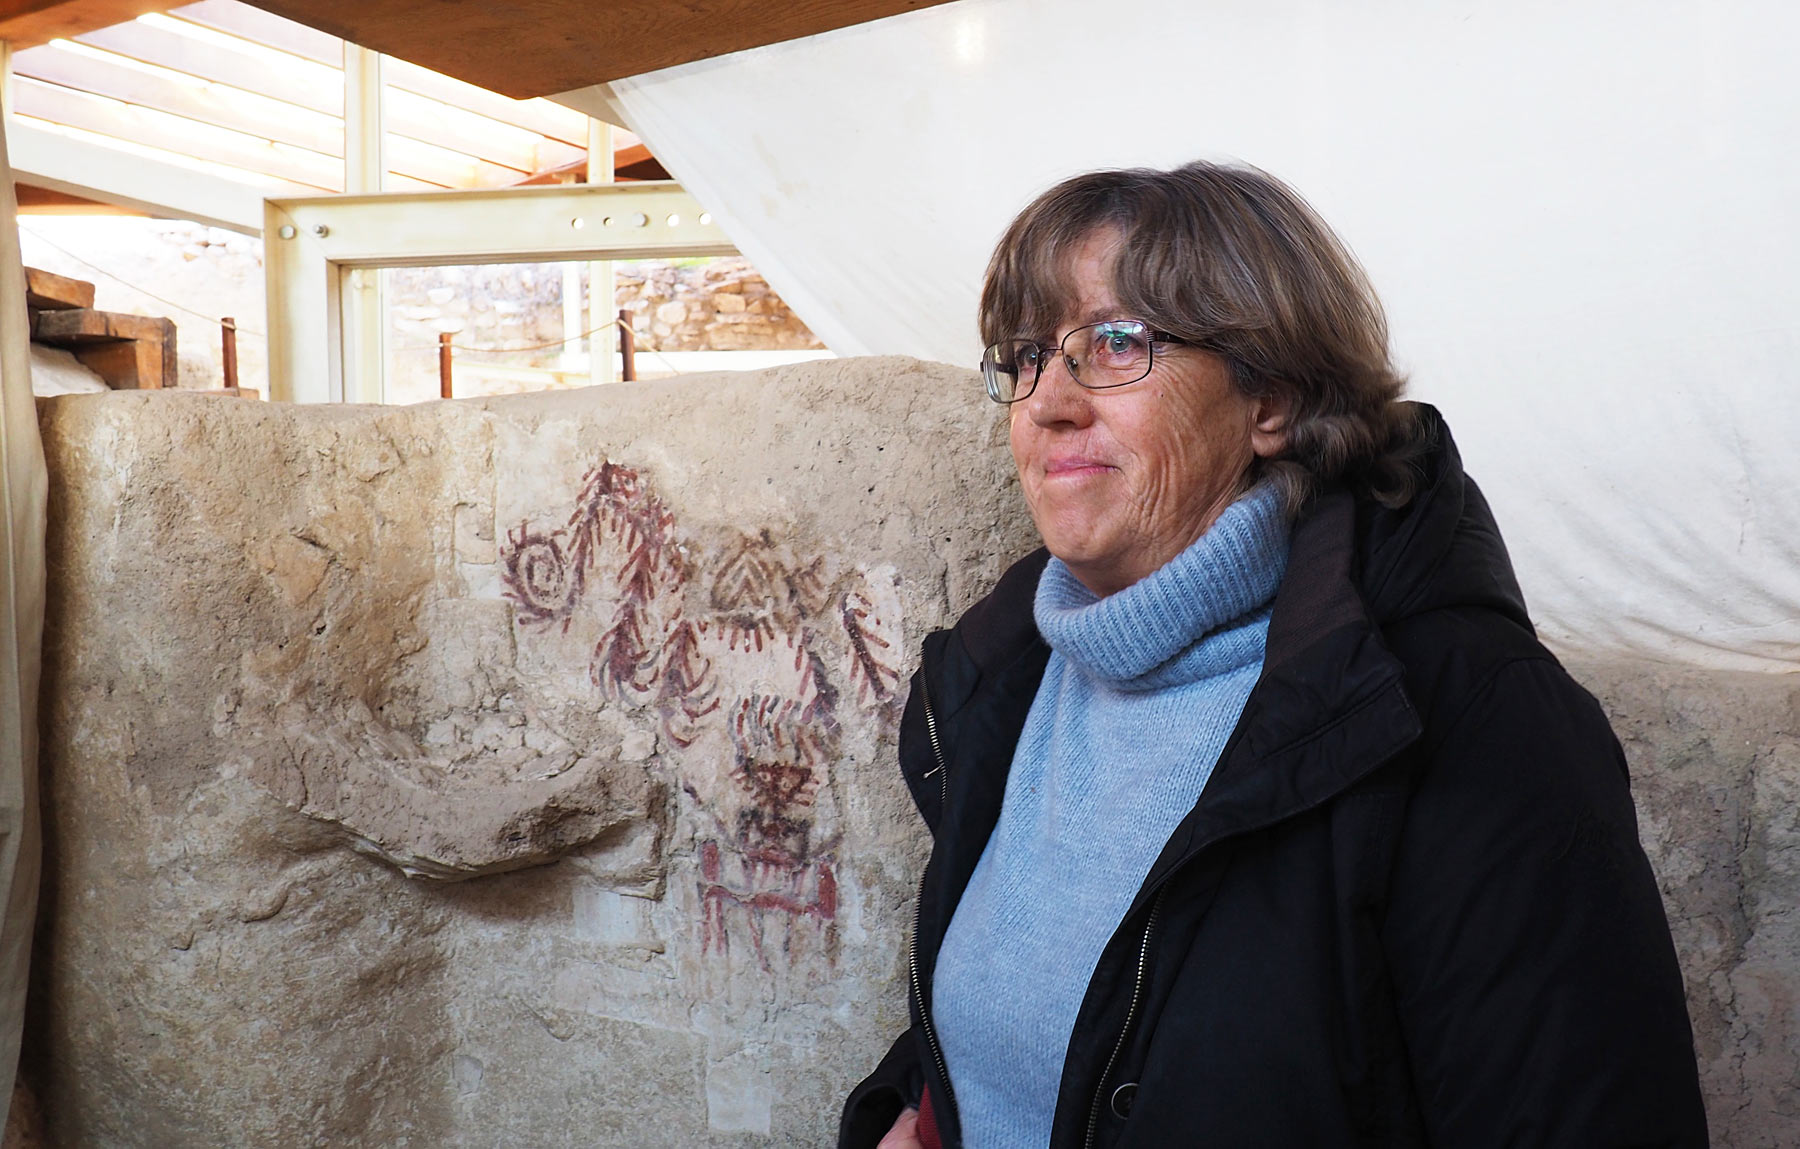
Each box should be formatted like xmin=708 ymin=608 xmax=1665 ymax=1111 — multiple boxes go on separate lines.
xmin=1568 ymin=659 xmax=1800 ymax=1148
xmin=27 ymin=358 xmax=1032 ymax=1146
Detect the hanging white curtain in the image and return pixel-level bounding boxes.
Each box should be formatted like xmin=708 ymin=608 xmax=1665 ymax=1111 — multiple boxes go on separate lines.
xmin=564 ymin=0 xmax=1800 ymax=673
xmin=0 ymin=106 xmax=47 ymax=1127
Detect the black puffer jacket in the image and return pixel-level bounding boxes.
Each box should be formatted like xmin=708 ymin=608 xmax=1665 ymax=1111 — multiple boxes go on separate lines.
xmin=840 ymin=408 xmax=1707 ymax=1148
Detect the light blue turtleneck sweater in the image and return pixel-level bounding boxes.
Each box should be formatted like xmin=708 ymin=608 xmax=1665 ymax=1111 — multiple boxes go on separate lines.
xmin=932 ymin=483 xmax=1290 ymax=1148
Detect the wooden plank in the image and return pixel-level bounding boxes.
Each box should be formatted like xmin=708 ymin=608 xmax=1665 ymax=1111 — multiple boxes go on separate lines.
xmin=33 ymin=306 xmax=174 ymax=343
xmin=66 ymin=23 xmax=603 ymax=173
xmin=75 ymin=20 xmax=342 ymax=114
xmin=33 ymin=308 xmax=177 ymax=389
xmin=13 ymin=43 xmax=343 ymax=156
xmin=71 ymin=338 xmax=176 ymax=388
xmin=8 ymin=118 xmax=279 ymax=231
xmin=613 ymin=144 xmax=669 ymax=182
xmin=14 ymin=182 xmax=142 ymax=212
xmin=385 ymin=87 xmax=585 ymax=176
xmin=160 ymin=7 xmax=594 ymax=147
xmin=170 ymin=0 xmax=337 ymax=63
xmin=0 ymin=0 xmax=172 ymax=50
xmin=381 ymin=57 xmax=590 ymax=147
xmin=12 ymin=76 xmax=343 ymax=189
xmin=25 ymin=267 xmax=97 ymax=311
xmin=384 ymin=133 xmax=528 ymax=189
xmin=236 ymin=0 xmax=963 ymax=97
xmin=13 ymin=74 xmax=517 ymax=189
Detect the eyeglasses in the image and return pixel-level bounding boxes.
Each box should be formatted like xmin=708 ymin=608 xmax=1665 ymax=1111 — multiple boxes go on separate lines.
xmin=980 ymin=319 xmax=1188 ymax=404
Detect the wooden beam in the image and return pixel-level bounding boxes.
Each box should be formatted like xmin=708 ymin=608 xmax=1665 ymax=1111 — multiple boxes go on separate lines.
xmin=153 ymin=7 xmax=594 ymax=145
xmin=0 ymin=0 xmax=172 ymax=50
xmin=25 ymin=266 xmax=96 ymax=310
xmin=384 ymin=86 xmax=584 ymax=176
xmin=12 ymin=69 xmax=541 ymax=190
xmin=171 ymin=0 xmax=337 ymax=63
xmin=381 ymin=57 xmax=589 ymax=148
xmin=77 ymin=18 xmax=342 ymax=113
xmin=234 ymin=0 xmax=963 ymax=98
xmin=341 ymin=41 xmax=381 ymax=191
xmin=14 ymin=42 xmax=344 ymax=154
xmin=7 ymin=118 xmax=274 ymax=232
xmin=12 ymin=74 xmax=343 ymax=188
xmin=33 ymin=307 xmax=178 ymax=389
xmin=53 ymin=25 xmax=602 ymax=175
xmin=15 ymin=181 xmax=143 ymax=213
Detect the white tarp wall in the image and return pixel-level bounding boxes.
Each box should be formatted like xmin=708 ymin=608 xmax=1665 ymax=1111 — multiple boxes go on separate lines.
xmin=564 ymin=0 xmax=1800 ymax=673
xmin=0 ymin=111 xmax=48 ymax=1127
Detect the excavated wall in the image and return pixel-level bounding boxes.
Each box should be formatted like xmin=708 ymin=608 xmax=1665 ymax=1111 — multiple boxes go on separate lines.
xmin=20 ymin=357 xmax=1800 ymax=1146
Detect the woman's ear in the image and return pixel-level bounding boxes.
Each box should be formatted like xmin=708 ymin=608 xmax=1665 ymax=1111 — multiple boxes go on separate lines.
xmin=1249 ymin=393 xmax=1293 ymax=459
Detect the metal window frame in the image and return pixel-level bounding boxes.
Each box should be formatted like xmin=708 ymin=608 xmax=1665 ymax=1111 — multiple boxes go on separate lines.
xmin=263 ymin=181 xmax=734 ymax=402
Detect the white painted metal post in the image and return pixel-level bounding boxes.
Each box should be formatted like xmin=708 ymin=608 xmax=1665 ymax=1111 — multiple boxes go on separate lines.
xmin=587 ymin=119 xmax=617 ymax=385
xmin=263 ymin=184 xmax=733 ymax=403
xmin=1 ymin=41 xmax=14 ymax=124
xmin=342 ymin=44 xmax=386 ymax=403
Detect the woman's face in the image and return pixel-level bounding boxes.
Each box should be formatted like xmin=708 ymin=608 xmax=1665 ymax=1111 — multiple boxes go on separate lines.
xmin=1009 ymin=229 xmax=1289 ymax=597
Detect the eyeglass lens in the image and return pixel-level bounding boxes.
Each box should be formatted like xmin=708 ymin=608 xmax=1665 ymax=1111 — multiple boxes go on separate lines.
xmin=981 ymin=320 xmax=1157 ymax=403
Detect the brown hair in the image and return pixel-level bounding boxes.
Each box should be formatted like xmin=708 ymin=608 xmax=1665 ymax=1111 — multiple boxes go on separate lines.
xmin=979 ymin=161 xmax=1423 ymax=514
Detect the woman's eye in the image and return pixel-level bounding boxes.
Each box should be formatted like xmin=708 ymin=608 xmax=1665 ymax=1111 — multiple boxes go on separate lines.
xmin=1093 ymin=329 xmax=1147 ymax=360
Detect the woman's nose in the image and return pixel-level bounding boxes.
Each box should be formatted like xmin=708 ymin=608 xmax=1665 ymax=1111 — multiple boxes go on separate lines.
xmin=1022 ymin=354 xmax=1094 ymax=427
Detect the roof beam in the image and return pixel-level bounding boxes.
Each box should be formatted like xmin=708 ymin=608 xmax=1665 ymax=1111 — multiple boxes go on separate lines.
xmin=35 ymin=35 xmax=588 ymax=175
xmin=235 ymin=0 xmax=963 ymax=98
xmin=0 ymin=0 xmax=171 ymax=49
xmin=12 ymin=74 xmax=343 ymax=188
xmin=7 ymin=118 xmax=270 ymax=232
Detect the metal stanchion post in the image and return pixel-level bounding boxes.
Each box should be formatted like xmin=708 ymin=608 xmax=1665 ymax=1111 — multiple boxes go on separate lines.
xmin=618 ymin=310 xmax=636 ymax=382
xmin=221 ymin=317 xmax=239 ymax=390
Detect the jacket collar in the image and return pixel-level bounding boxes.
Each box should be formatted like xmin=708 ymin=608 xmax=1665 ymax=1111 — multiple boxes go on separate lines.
xmin=1128 ymin=488 xmax=1423 ymax=913
xmin=926 ymin=487 xmax=1426 ymax=923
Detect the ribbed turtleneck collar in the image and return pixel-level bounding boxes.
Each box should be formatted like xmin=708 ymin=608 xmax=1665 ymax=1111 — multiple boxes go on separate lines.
xmin=1033 ymin=483 xmax=1290 ymax=689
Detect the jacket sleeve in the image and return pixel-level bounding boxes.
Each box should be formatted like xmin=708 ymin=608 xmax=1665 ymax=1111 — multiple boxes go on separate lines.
xmin=1382 ymin=656 xmax=1709 ymax=1148
xmin=838 ymin=1026 xmax=925 ymax=1149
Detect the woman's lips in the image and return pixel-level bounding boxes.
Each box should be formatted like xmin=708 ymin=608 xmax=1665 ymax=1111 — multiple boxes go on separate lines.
xmin=1043 ymin=457 xmax=1115 ymax=478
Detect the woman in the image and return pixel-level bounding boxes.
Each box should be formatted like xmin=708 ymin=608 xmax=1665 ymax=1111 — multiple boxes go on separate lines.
xmin=840 ymin=162 xmax=1707 ymax=1148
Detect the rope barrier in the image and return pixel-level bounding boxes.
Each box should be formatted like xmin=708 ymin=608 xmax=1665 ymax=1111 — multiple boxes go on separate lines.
xmin=18 ymin=224 xmax=269 ymax=338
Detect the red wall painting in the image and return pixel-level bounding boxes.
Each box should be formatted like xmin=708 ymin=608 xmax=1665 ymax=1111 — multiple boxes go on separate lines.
xmin=501 ymin=460 xmax=902 ymax=972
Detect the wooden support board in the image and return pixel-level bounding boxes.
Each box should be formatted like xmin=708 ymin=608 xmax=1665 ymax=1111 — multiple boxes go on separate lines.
xmin=33 ymin=308 xmax=178 ymax=389
xmin=236 ymin=0 xmax=963 ymax=98
xmin=25 ymin=266 xmax=96 ymax=311
xmin=17 ymin=10 xmax=618 ymax=191
xmin=0 ymin=0 xmax=172 ymax=49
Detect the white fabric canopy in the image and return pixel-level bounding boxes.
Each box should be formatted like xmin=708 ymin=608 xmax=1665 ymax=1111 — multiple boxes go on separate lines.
xmin=0 ymin=113 xmax=47 ymax=1125
xmin=565 ymin=0 xmax=1800 ymax=672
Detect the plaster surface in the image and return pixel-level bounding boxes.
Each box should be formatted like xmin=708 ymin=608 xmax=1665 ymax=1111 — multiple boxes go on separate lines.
xmin=27 ymin=358 xmax=1031 ymax=1146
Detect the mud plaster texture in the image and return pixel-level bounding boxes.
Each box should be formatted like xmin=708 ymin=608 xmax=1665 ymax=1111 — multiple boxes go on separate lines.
xmin=1568 ymin=660 xmax=1800 ymax=1148
xmin=26 ymin=358 xmax=1033 ymax=1147
xmin=19 ymin=359 xmax=1799 ymax=1146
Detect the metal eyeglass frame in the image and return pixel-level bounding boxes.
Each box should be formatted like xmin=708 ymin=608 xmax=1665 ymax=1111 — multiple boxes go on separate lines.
xmin=981 ymin=319 xmax=1190 ymax=404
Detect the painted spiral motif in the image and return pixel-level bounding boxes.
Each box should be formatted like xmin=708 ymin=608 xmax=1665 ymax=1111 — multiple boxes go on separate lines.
xmin=502 ymin=525 xmax=577 ymax=626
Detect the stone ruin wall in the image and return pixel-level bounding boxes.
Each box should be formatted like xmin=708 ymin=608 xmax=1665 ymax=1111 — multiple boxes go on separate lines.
xmin=18 ymin=357 xmax=1800 ymax=1147
xmin=17 ymin=216 xmax=819 ymax=399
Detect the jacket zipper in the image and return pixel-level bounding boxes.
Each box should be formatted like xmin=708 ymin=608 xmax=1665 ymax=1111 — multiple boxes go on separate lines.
xmin=1085 ymin=886 xmax=1169 ymax=1149
xmin=909 ymin=678 xmax=957 ymax=1130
